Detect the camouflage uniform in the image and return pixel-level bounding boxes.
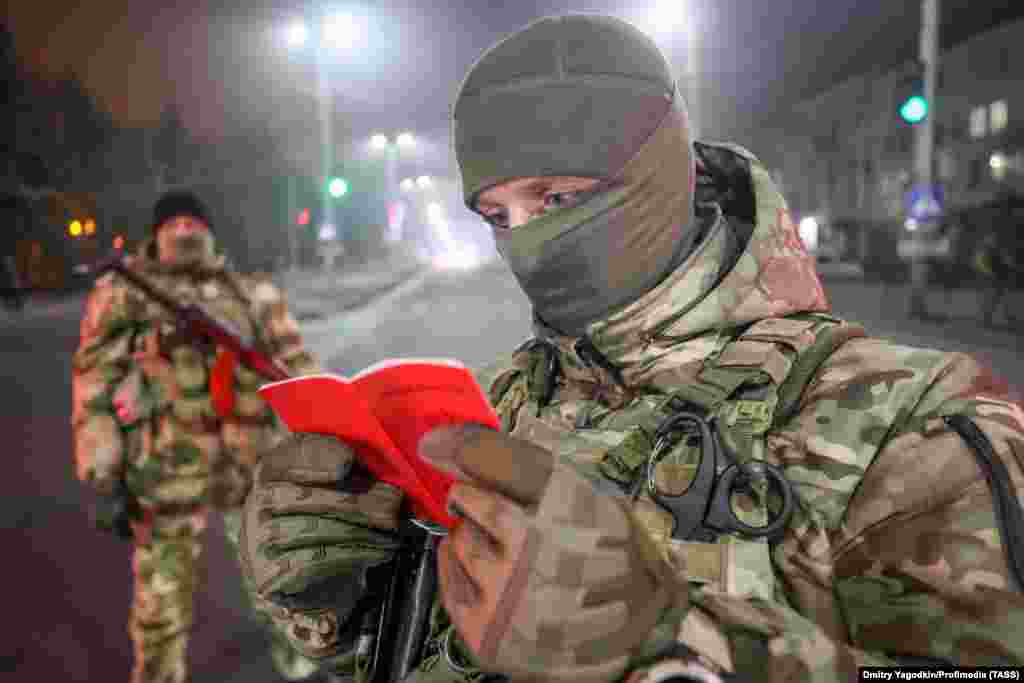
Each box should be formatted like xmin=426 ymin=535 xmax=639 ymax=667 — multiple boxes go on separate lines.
xmin=467 ymin=145 xmax=1024 ymax=676
xmin=244 ymin=142 xmax=1024 ymax=681
xmin=72 ymin=237 xmax=319 ymax=683
xmin=242 ymin=14 xmax=1024 ymax=682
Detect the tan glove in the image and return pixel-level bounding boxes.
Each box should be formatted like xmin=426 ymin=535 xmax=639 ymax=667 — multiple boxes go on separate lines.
xmin=240 ymin=432 xmax=404 ymax=661
xmin=419 ymin=424 xmax=681 ymax=683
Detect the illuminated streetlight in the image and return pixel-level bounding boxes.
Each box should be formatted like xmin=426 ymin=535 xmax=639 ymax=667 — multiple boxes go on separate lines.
xmin=84 ymin=218 xmax=96 ymax=236
xmin=990 ymin=152 xmax=1009 ymax=180
xmin=646 ymin=2 xmax=687 ymax=34
xmin=323 ymin=13 xmax=358 ymax=50
xmin=426 ymin=201 xmax=444 ymax=224
xmin=416 ymin=175 xmax=432 ymax=189
xmin=285 ymin=20 xmax=308 ymax=48
xmin=400 ymin=178 xmax=415 ymax=192
xmin=68 ymin=220 xmax=82 ymax=237
xmin=370 ymin=134 xmax=389 ymax=150
xmin=396 ymin=132 xmax=415 ymax=148
xmin=798 ymin=216 xmax=819 ymax=251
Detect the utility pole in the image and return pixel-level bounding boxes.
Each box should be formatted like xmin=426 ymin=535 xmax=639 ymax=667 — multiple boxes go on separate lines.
xmin=286 ymin=173 xmax=298 ymax=273
xmin=915 ymin=0 xmax=939 ymax=197
xmin=316 ymin=49 xmax=335 ymax=247
xmin=907 ymin=0 xmax=940 ymax=318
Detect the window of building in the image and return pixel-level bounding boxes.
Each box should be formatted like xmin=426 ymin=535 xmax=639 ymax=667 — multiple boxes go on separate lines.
xmin=970 ymin=106 xmax=988 ymax=138
xmin=990 ymin=152 xmax=1008 ymax=181
xmin=938 ymin=148 xmax=956 ymax=181
xmin=968 ymin=157 xmax=983 ymax=189
xmin=990 ymin=100 xmax=1008 ymax=134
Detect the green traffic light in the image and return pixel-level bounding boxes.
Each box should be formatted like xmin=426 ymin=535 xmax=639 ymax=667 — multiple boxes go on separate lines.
xmin=328 ymin=177 xmax=349 ymax=198
xmin=900 ymin=95 xmax=928 ymax=124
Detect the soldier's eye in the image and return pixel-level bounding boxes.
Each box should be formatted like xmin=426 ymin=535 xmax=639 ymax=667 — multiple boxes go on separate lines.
xmin=543 ymin=191 xmax=581 ymax=211
xmin=482 ymin=210 xmax=509 ymax=228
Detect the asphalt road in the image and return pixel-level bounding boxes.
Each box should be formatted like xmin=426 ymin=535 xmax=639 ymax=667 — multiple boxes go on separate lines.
xmin=4 ymin=264 xmax=1021 ymax=683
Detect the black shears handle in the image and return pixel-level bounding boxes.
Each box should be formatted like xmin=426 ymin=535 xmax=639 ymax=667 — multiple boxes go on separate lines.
xmin=646 ymin=412 xmax=795 ymax=541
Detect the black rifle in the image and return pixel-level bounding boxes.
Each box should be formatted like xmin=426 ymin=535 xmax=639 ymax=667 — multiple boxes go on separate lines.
xmin=81 ymin=253 xmax=292 ymax=382
xmin=78 ymin=253 xmax=291 ymax=537
xmin=368 ymin=517 xmax=444 ymax=683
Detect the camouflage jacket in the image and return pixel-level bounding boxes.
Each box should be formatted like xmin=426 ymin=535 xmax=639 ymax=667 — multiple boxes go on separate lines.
xmin=71 ymin=239 xmax=319 ymax=511
xmin=425 ymin=143 xmax=1024 ymax=680
xmin=271 ymin=143 xmax=1024 ymax=681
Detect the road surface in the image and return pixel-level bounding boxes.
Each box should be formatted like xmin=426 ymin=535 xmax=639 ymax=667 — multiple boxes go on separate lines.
xmin=4 ymin=264 xmax=1020 ymax=682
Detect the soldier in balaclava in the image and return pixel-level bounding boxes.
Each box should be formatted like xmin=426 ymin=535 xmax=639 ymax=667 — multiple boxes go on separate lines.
xmin=239 ymin=15 xmax=1024 ymax=683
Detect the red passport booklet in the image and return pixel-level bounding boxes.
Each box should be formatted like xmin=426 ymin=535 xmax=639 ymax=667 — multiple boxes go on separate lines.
xmin=257 ymin=359 xmax=500 ymax=528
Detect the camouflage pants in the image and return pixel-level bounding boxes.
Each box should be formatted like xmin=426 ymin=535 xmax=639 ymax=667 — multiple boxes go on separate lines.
xmin=129 ymin=510 xmax=318 ymax=683
xmin=129 ymin=511 xmax=206 ymax=683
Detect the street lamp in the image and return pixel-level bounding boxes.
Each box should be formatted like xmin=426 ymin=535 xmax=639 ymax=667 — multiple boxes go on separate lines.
xmin=426 ymin=201 xmax=444 ymax=224
xmin=369 ymin=132 xmax=423 ymax=244
xmin=798 ymin=216 xmax=819 ymax=252
xmin=280 ymin=13 xmax=362 ymax=268
xmin=416 ymin=175 xmax=432 ymax=189
xmin=322 ymin=13 xmax=358 ymax=50
xmin=285 ymin=20 xmax=308 ymax=48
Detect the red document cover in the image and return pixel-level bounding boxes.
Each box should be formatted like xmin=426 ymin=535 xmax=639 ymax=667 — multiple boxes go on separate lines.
xmin=257 ymin=359 xmax=500 ymax=528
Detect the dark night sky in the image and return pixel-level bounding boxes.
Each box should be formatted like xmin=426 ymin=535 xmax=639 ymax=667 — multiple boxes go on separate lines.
xmin=5 ymin=1 xmax=1024 ymax=145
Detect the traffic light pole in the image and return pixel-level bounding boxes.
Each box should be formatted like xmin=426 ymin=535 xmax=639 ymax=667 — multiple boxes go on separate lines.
xmin=915 ymin=0 xmax=939 ymax=193
xmin=317 ymin=48 xmax=335 ymax=249
xmin=908 ymin=0 xmax=940 ymax=318
xmin=286 ymin=173 xmax=298 ymax=273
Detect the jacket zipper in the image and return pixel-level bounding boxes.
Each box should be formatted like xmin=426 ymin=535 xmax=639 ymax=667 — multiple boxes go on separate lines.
xmin=944 ymin=414 xmax=1024 ymax=593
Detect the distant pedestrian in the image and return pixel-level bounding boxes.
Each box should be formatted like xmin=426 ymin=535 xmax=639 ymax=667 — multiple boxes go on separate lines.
xmin=904 ymin=219 xmax=941 ymax=320
xmin=0 ymin=194 xmax=28 ymax=312
xmin=931 ymin=215 xmax=965 ymax=315
xmin=974 ymin=198 xmax=1023 ymax=328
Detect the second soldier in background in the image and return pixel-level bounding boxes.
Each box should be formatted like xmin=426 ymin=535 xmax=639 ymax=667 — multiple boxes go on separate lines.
xmin=71 ymin=191 xmax=321 ymax=683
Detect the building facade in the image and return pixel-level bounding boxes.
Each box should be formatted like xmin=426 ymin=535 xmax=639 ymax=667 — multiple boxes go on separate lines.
xmin=754 ymin=17 xmax=1023 ymax=274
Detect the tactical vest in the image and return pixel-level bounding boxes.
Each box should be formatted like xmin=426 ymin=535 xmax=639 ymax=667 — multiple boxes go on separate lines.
xmin=492 ymin=312 xmax=866 ymax=600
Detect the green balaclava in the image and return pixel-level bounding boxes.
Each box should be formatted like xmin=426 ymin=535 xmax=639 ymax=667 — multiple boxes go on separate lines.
xmin=453 ymin=14 xmax=695 ymax=336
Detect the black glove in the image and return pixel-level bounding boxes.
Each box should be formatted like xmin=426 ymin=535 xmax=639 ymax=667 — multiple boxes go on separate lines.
xmin=92 ymin=478 xmax=142 ymax=540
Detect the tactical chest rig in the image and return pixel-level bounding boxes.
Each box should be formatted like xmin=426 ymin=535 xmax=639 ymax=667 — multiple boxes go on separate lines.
xmin=495 ymin=313 xmax=866 ymax=599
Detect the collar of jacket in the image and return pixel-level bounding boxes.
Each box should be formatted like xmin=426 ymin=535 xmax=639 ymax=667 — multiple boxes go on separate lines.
xmin=531 ymin=144 xmax=831 ymax=392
